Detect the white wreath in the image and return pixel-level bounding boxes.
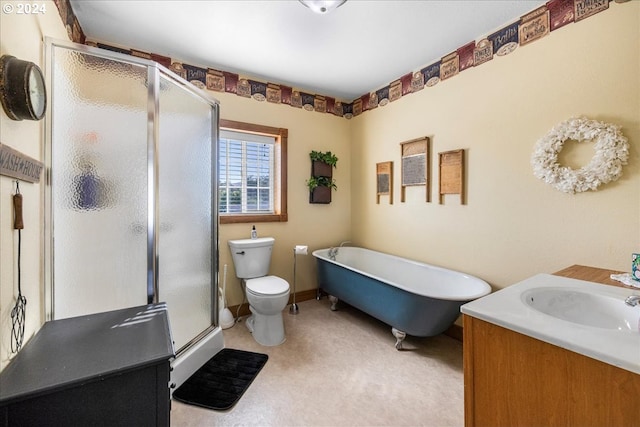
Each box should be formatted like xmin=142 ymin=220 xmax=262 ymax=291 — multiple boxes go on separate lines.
xmin=531 ymin=117 xmax=629 ymax=194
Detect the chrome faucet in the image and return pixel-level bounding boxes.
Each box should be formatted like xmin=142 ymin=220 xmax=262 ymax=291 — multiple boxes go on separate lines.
xmin=328 ymin=241 xmax=350 ymax=261
xmin=625 ymin=295 xmax=640 ymax=307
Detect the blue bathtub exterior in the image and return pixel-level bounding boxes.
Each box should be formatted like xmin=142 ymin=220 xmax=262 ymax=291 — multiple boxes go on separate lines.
xmin=316 ymin=257 xmax=465 ymax=337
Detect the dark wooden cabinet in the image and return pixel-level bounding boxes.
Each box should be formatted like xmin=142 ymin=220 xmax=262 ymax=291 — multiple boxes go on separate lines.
xmin=0 ymin=303 xmax=174 ymax=427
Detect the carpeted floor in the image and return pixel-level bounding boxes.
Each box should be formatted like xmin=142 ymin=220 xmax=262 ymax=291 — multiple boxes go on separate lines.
xmin=170 ymin=297 xmax=464 ymax=426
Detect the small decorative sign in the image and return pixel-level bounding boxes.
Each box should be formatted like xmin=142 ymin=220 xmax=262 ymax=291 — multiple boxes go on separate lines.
xmin=326 ymin=96 xmax=336 ymax=114
xmin=0 ymin=142 xmax=44 ymax=183
xmin=266 ymin=84 xmax=282 ymax=104
xmin=280 ymin=85 xmax=292 ymax=105
xmin=206 ymin=70 xmax=225 ymax=92
xmin=291 ymin=90 xmax=302 ymax=108
xmin=410 ymin=71 xmax=425 ymax=93
xmin=400 ymin=73 xmax=413 ymax=95
xmin=376 ymin=86 xmax=390 ymax=107
xmin=474 ymin=39 xmax=494 ymax=66
xmin=250 ymin=80 xmax=267 ymax=101
xmin=237 ymin=79 xmax=251 ymax=98
xmin=367 ymin=92 xmax=378 ymax=110
xmin=169 ymin=62 xmax=187 ymax=80
xmin=389 ymin=79 xmax=402 ymax=102
xmin=574 ymin=0 xmax=608 ymax=22
xmin=519 ymin=6 xmax=550 ymax=47
xmin=439 ymin=149 xmax=465 ymax=204
xmin=343 ymin=103 xmax=353 ymax=119
xmin=182 ymin=63 xmax=207 ymax=89
xmin=488 ymin=21 xmax=519 ymax=57
xmin=422 ymin=61 xmax=441 ymax=87
xmin=400 ymin=137 xmax=431 ymax=203
xmin=223 ymin=72 xmax=238 ymax=93
xmin=301 ymin=92 xmax=315 ymax=111
xmin=352 ymin=98 xmax=363 ymax=116
xmin=333 ymin=100 xmax=344 ymax=117
xmin=376 ymin=161 xmax=393 ymax=204
xmin=457 ymin=42 xmax=476 ymax=72
xmin=314 ymin=95 xmax=327 ymax=113
xmin=359 ymin=94 xmax=370 ymax=113
xmin=547 ymin=0 xmax=575 ymax=31
xmin=440 ymin=52 xmax=459 ymax=81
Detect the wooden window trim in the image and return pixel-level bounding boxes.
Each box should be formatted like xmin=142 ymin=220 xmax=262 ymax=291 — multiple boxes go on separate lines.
xmin=219 ymin=119 xmax=288 ymax=224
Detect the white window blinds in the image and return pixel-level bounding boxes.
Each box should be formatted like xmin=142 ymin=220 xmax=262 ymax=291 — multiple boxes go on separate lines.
xmin=219 ymin=130 xmax=275 ymax=214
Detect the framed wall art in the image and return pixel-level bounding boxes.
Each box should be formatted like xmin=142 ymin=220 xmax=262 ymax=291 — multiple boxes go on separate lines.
xmin=439 ymin=149 xmax=465 ymax=204
xmin=400 ymin=136 xmax=430 ymax=202
xmin=376 ymin=161 xmax=393 ymax=204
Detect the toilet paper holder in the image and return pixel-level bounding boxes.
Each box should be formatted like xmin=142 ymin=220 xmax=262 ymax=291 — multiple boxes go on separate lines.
xmin=290 ymin=245 xmax=308 ymax=314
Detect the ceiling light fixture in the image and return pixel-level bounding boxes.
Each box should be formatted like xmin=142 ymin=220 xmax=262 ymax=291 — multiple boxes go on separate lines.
xmin=299 ymin=0 xmax=346 ymax=15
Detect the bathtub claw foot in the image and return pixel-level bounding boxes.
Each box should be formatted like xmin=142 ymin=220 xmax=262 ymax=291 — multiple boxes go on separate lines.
xmin=329 ymin=295 xmax=339 ymax=311
xmin=392 ymin=328 xmax=406 ymax=350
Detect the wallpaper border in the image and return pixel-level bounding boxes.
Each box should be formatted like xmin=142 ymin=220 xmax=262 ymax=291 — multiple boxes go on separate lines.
xmin=54 ymin=0 xmax=628 ymax=119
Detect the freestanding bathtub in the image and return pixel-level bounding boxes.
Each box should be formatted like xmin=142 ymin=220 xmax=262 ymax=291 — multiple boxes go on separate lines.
xmin=313 ymin=246 xmax=491 ymax=349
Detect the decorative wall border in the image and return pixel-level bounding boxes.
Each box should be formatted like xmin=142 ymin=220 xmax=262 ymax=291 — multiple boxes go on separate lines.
xmin=53 ymin=0 xmax=86 ymax=45
xmin=54 ymin=0 xmax=629 ymax=120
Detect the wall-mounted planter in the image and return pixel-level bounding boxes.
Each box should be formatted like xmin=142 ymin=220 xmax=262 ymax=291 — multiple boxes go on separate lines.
xmin=312 ymin=160 xmax=333 ymax=178
xmin=307 ymin=151 xmax=338 ymax=204
xmin=310 ymin=185 xmax=331 ymax=204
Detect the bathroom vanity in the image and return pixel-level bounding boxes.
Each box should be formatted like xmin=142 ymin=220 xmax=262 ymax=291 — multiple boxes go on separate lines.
xmin=462 ymin=265 xmax=640 ymax=427
xmin=0 ymin=304 xmax=174 ymax=426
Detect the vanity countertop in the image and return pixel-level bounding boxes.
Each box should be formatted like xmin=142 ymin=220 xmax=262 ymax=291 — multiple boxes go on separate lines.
xmin=461 ymin=266 xmax=640 ymax=375
xmin=553 ymin=264 xmax=628 ymax=287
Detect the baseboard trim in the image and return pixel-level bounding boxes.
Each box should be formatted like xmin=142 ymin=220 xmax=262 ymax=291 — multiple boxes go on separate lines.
xmin=227 ymin=289 xmax=318 ymax=319
xmin=227 ymin=289 xmax=464 ymax=343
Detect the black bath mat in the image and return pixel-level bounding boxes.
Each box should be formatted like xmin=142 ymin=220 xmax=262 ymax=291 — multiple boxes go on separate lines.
xmin=172 ymin=348 xmax=268 ymax=411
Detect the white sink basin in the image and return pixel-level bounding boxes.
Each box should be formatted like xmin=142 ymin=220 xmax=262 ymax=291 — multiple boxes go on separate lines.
xmin=461 ymin=274 xmax=640 ymax=374
xmin=522 ymin=287 xmax=640 ymax=331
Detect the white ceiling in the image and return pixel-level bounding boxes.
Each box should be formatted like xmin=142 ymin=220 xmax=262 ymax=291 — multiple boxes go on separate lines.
xmin=70 ymin=0 xmax=545 ymax=101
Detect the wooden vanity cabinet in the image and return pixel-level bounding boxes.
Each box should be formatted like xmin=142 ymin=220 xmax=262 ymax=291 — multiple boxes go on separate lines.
xmin=463 ymin=265 xmax=640 ymax=427
xmin=464 ymin=315 xmax=640 ymax=427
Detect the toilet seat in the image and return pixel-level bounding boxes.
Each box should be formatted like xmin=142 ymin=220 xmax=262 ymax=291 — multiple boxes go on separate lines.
xmin=246 ymin=276 xmax=289 ymax=296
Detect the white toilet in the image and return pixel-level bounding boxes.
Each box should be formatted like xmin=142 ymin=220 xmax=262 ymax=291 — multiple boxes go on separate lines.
xmin=228 ymin=237 xmax=290 ymax=346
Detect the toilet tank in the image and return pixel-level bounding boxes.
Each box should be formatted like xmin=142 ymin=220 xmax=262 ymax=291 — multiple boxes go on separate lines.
xmin=228 ymin=237 xmax=275 ymax=279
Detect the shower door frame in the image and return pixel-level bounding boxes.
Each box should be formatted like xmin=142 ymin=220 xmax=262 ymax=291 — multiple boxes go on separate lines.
xmin=43 ymin=38 xmax=220 ymax=359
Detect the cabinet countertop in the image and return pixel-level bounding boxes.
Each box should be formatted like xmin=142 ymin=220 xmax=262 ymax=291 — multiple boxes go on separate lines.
xmin=553 ymin=264 xmax=628 ymax=287
xmin=0 ymin=303 xmax=174 ymax=406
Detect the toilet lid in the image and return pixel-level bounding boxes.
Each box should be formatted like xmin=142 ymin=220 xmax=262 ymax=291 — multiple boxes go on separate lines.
xmin=246 ymin=276 xmax=289 ymax=295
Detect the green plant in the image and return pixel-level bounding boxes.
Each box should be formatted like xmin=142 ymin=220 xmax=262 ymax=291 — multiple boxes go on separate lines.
xmin=306 ymin=176 xmax=337 ymax=191
xmin=309 ymin=150 xmax=338 ymax=168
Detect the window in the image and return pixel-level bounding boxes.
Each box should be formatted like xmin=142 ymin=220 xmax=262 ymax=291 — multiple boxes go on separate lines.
xmin=219 ymin=119 xmax=287 ymax=224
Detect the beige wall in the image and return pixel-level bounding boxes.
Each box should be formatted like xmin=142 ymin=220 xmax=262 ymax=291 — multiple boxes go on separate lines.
xmin=216 ymin=92 xmax=351 ymax=307
xmin=1 ymin=0 xmax=637 ymax=371
xmin=0 ymin=0 xmax=69 ymax=369
xmin=350 ymin=2 xmax=639 ymax=291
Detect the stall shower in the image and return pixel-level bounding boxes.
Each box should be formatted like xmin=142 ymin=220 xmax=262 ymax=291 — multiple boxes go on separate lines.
xmin=44 ymin=38 xmax=222 ymax=388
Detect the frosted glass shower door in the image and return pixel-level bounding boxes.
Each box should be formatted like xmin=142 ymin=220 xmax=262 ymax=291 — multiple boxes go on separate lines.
xmin=157 ymin=73 xmax=215 ymax=351
xmin=50 ymin=47 xmax=149 ymax=319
